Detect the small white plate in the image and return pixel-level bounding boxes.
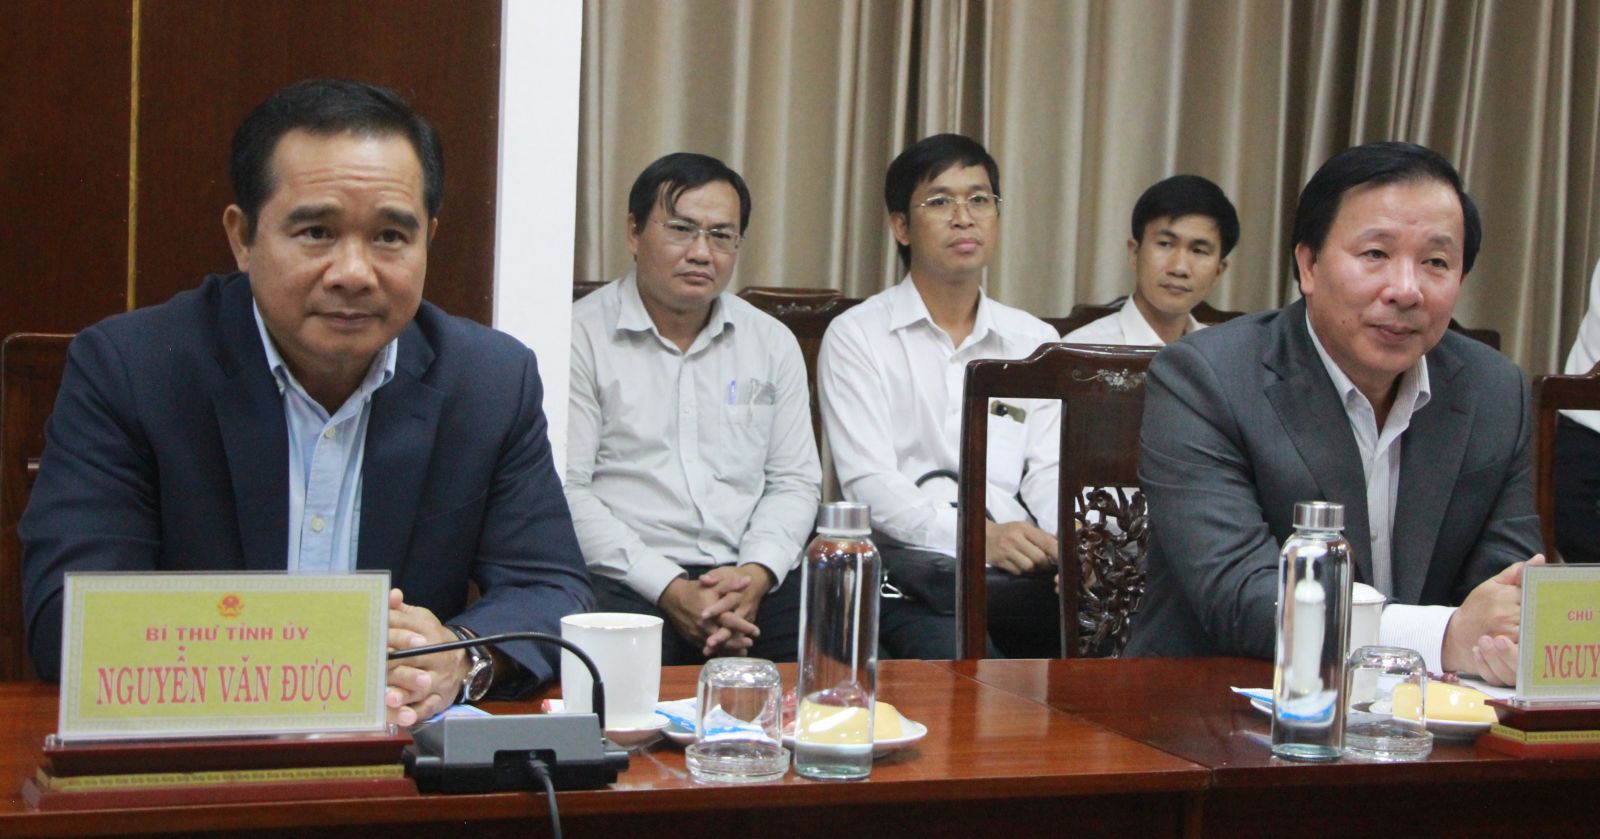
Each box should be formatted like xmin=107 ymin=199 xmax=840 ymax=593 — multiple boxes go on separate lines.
xmin=1247 ymin=696 xmax=1490 ymax=739
xmin=784 ymin=718 xmax=929 ymax=757
xmin=658 ymin=699 xmax=928 ymax=757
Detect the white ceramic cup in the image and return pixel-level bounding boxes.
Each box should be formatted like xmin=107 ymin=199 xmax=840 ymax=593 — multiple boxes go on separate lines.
xmin=560 ymin=612 xmax=662 ymax=730
xmin=1348 ymin=583 xmax=1387 ymax=657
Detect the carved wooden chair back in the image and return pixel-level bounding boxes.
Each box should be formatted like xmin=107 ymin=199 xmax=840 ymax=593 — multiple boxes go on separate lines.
xmin=1447 ymin=318 xmax=1501 ymax=350
xmin=1 ymin=333 xmax=73 ymax=681
xmin=955 ymin=342 xmax=1159 ymax=659
xmin=736 ymin=287 xmax=862 ymax=450
xmin=1044 ymin=296 xmax=1245 ymax=337
xmin=1533 ymin=361 xmax=1600 ymax=561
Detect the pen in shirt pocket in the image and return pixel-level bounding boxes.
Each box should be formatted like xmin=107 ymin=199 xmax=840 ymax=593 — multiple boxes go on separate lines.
xmin=728 ymin=379 xmax=737 ymax=405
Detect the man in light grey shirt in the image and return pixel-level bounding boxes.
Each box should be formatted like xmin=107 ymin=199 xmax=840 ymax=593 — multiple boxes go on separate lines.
xmin=566 ymin=153 xmax=821 ymax=665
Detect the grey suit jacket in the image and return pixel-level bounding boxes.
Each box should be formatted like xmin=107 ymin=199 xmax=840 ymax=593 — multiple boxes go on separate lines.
xmin=1124 ymin=298 xmax=1541 ymax=659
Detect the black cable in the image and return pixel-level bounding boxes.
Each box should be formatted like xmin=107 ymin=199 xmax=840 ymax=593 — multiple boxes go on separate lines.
xmin=387 ymin=631 xmax=608 ymax=729
xmin=528 ymin=758 xmax=563 ymax=839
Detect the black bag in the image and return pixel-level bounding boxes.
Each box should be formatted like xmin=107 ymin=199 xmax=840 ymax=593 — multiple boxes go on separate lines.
xmin=879 ymin=545 xmax=959 ymax=616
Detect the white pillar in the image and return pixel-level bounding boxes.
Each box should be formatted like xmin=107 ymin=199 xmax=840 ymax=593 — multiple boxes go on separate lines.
xmin=493 ymin=0 xmax=583 ymax=476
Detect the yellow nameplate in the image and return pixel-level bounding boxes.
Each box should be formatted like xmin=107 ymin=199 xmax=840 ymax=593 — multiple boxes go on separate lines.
xmin=59 ymin=572 xmax=390 ymax=741
xmin=1516 ymin=563 xmax=1600 ymax=703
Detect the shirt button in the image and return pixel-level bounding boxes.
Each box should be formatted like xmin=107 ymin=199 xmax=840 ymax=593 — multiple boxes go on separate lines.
xmin=323 ymin=427 xmax=336 ymax=440
xmin=310 ymin=516 xmax=326 ymax=533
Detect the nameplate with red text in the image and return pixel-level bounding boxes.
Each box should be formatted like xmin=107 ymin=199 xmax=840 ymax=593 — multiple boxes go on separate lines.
xmin=58 ymin=572 xmax=389 ymax=741
xmin=1515 ymin=563 xmax=1600 ymax=704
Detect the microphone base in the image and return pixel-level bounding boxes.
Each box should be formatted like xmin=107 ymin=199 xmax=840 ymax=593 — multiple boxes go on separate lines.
xmin=404 ymin=714 xmax=629 ymax=793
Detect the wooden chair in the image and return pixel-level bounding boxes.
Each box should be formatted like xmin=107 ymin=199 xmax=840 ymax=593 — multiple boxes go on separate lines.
xmin=736 ymin=287 xmax=863 ymax=450
xmin=1533 ymin=361 xmax=1600 ymax=562
xmin=955 ymin=342 xmax=1160 ymax=659
xmin=572 ymin=280 xmax=606 ymax=301
xmin=1045 ymin=296 xmax=1244 ymax=337
xmin=1448 ymin=318 xmax=1501 ymax=351
xmin=1 ymin=333 xmax=73 ymax=681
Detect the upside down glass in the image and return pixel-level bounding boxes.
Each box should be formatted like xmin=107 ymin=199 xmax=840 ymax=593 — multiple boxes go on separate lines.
xmin=1343 ymin=645 xmax=1433 ymax=761
xmin=684 ymin=657 xmax=789 ymax=783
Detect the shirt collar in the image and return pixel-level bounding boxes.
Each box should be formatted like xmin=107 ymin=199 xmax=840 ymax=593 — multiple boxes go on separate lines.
xmin=888 ymin=273 xmax=994 ymax=345
xmin=614 ymin=269 xmax=732 ymax=344
xmin=1118 ymin=298 xmax=1203 ymax=346
xmin=1305 ymin=311 xmax=1431 ymax=418
xmin=252 ymin=301 xmax=397 ymax=408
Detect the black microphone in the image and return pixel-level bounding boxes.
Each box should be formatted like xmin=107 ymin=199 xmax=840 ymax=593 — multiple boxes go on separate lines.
xmin=389 ymin=631 xmax=629 ymax=793
xmin=387 ymin=630 xmax=607 ymax=729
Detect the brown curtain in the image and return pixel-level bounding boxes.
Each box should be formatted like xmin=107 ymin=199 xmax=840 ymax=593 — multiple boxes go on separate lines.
xmin=577 ymin=0 xmax=1600 ymax=374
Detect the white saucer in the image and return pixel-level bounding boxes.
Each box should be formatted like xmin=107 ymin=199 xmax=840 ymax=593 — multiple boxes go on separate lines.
xmin=605 ymin=716 xmax=670 ymax=747
xmin=1247 ymin=696 xmax=1490 ymax=739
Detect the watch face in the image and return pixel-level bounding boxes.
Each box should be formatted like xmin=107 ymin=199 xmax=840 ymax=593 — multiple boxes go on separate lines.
xmin=463 ymin=657 xmax=493 ymax=702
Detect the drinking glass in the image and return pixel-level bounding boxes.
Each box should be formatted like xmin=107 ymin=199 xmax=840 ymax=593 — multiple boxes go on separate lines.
xmin=684 ymin=658 xmax=789 ymax=783
xmin=1343 ymin=645 xmax=1433 ymax=761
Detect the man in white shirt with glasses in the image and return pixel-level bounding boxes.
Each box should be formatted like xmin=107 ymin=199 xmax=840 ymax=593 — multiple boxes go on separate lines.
xmin=819 ymin=134 xmax=1061 ymax=659
xmin=566 ymin=153 xmax=821 ymax=665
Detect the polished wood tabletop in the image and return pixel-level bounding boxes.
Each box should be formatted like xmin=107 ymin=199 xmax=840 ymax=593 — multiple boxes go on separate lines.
xmin=946 ymin=657 xmax=1600 ymax=836
xmin=0 ymin=659 xmax=1204 ymax=838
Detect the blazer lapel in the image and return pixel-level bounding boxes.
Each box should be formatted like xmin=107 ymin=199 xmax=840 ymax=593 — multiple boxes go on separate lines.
xmin=1394 ymin=342 xmax=1471 ymax=604
xmin=357 ymin=323 xmax=442 ymax=581
xmin=1262 ymin=301 xmax=1374 ymax=584
xmin=211 ymin=279 xmax=289 ymax=570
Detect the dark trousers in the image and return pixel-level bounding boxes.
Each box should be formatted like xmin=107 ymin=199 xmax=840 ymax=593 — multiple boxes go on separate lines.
xmin=1555 ymin=416 xmax=1600 ymax=564
xmin=877 ymin=546 xmax=1061 ymax=660
xmin=592 ymin=566 xmax=803 ymax=666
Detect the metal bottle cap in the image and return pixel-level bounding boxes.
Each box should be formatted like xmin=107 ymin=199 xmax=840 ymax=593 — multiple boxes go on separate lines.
xmin=1293 ymin=501 xmax=1345 ymax=530
xmin=816 ymin=502 xmax=871 ymax=535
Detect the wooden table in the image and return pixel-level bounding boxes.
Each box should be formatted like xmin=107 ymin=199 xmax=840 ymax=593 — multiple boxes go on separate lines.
xmin=947 ymin=657 xmax=1600 ymax=836
xmin=0 ymin=659 xmax=1205 ymax=838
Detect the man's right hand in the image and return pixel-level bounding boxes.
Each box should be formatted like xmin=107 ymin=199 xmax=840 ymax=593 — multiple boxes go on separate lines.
xmin=657 ymin=574 xmax=759 ymax=656
xmin=984 ymin=521 xmax=1059 ymax=576
xmin=1441 ymin=555 xmax=1545 ymax=685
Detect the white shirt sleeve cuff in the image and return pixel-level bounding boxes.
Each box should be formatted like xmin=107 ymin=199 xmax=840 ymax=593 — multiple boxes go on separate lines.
xmin=739 ymin=543 xmax=800 ymax=590
xmin=1378 ymin=604 xmax=1456 ymax=674
xmin=623 ymin=557 xmax=690 ymax=606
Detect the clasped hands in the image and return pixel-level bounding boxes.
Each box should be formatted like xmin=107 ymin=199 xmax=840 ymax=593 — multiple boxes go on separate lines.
xmin=385 ymin=587 xmax=469 ymax=727
xmin=1441 ymin=554 xmax=1546 ymax=686
xmin=657 ymin=564 xmax=775 ymax=657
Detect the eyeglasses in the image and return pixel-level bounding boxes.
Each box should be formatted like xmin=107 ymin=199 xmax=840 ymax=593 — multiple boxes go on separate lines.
xmin=653 ymin=219 xmax=744 ymax=253
xmin=913 ymin=192 xmax=1002 ymax=220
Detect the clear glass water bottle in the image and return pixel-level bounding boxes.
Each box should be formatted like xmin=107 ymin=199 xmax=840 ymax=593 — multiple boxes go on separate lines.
xmin=1271 ymin=500 xmax=1353 ymax=762
xmin=794 ymin=502 xmax=880 ymax=780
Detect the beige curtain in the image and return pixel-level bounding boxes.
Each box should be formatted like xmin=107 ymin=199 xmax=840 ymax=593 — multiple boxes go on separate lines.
xmin=578 ymin=0 xmax=1600 ymax=374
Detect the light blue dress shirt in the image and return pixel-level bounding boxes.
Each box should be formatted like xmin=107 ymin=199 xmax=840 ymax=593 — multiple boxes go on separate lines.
xmin=252 ymin=304 xmax=398 ymax=573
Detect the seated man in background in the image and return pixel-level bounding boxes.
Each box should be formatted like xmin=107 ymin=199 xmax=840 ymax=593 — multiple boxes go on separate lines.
xmin=1065 ymin=174 xmax=1238 ymax=346
xmin=565 ymin=153 xmax=820 ymax=665
xmin=819 ymin=134 xmax=1060 ymax=659
xmin=1554 ymin=258 xmax=1600 ymax=563
xmin=20 ymin=79 xmax=594 ymax=719
xmin=1126 ymin=141 xmax=1543 ymax=685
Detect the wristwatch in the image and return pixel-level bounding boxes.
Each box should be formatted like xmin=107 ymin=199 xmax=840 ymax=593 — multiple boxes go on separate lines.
xmin=448 ymin=625 xmax=494 ymax=704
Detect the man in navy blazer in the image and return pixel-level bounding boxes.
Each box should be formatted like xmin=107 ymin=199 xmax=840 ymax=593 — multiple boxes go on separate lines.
xmin=1126 ymin=142 xmax=1543 ymax=685
xmin=20 ymin=79 xmax=592 ymax=722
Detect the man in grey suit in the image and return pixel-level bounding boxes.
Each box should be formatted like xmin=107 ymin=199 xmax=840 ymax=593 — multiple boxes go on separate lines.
xmin=1126 ymin=141 xmax=1543 ymax=685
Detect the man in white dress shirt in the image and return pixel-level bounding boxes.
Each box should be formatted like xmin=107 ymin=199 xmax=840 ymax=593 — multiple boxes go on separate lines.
xmin=819 ymin=134 xmax=1061 ymax=658
xmin=1554 ymin=259 xmax=1600 ymax=563
xmin=1064 ymin=175 xmax=1238 ymax=347
xmin=566 ymin=153 xmax=821 ymax=665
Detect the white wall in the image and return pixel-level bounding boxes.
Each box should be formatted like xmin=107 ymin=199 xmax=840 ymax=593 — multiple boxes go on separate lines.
xmin=494 ymin=0 xmax=582 ymax=476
